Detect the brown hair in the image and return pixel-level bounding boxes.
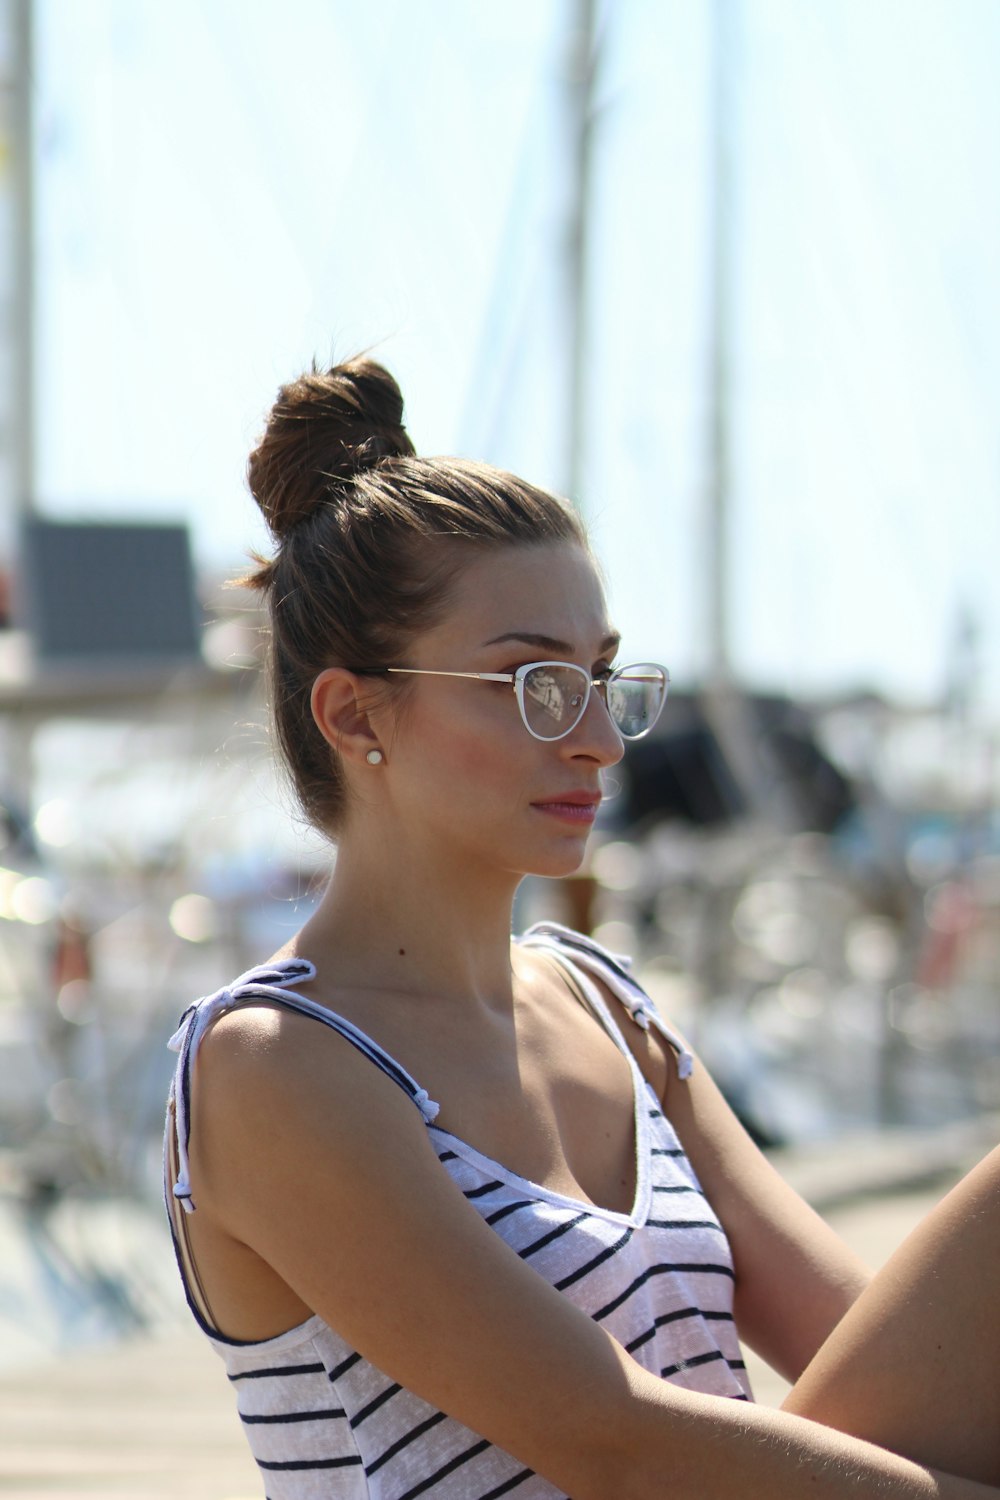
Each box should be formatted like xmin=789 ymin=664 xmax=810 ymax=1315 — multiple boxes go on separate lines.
xmin=243 ymin=356 xmax=587 ymax=833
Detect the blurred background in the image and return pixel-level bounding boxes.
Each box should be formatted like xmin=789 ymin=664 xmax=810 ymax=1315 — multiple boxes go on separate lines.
xmin=2 ymin=0 xmax=1000 ymax=1395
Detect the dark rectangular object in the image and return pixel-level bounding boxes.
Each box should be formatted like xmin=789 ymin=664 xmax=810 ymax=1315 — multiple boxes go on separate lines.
xmin=18 ymin=519 xmax=201 ymax=667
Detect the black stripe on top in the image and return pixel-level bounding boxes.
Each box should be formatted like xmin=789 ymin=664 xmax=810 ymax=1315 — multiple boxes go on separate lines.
xmin=486 ymin=1199 xmax=534 ymax=1227
xmin=242 ymin=1406 xmax=347 ymax=1424
xmin=257 ymin=1456 xmax=364 ymax=1471
xmin=366 ymin=1410 xmax=448 ymax=1476
xmin=395 ymin=1437 xmax=492 ymax=1500
xmin=660 ymin=1348 xmax=734 ymax=1381
xmin=350 ymin=1380 xmax=402 ymax=1429
xmin=519 ymin=1211 xmax=589 ymax=1260
xmin=328 ymin=1351 xmax=363 ymax=1382
xmin=625 ymin=1307 xmax=734 ymax=1355
xmin=464 ymin=1179 xmax=505 ymax=1201
xmin=593 ymin=1259 xmax=737 ymax=1323
xmin=479 ymin=1467 xmax=536 ymax=1498
xmin=646 ymin=1218 xmax=727 ymax=1234
xmin=555 ymin=1225 xmax=634 ymax=1291
xmin=229 ymin=1361 xmax=326 ymax=1383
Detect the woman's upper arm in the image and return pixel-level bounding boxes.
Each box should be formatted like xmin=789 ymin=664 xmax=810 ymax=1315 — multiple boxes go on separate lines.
xmin=658 ymin=1043 xmax=871 ymax=1382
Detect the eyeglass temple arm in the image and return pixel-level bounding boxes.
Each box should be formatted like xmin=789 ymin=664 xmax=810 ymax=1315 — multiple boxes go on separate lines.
xmin=384 ymin=666 xmax=667 ymax=686
xmin=380 ymin=664 xmax=669 ymax=689
xmin=384 ymin=668 xmax=516 ymax=684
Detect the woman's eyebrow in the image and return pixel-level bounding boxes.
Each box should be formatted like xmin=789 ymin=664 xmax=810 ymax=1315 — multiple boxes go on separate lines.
xmin=482 ymin=630 xmax=621 ymax=654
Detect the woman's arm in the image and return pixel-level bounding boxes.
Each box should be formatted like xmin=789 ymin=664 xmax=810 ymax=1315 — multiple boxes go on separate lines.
xmin=191 ymin=1004 xmax=999 ymax=1500
xmin=657 ymin=1044 xmax=872 ymax=1382
xmin=784 ymin=1144 xmax=1000 ymax=1485
xmin=603 ymin=991 xmax=872 ymax=1385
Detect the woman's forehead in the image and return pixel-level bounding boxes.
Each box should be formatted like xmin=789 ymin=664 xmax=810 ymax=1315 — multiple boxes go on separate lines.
xmin=431 ymin=542 xmax=615 ymax=653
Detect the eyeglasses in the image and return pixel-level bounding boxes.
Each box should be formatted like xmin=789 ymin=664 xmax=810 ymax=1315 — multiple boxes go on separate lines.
xmin=360 ymin=660 xmax=669 ymax=741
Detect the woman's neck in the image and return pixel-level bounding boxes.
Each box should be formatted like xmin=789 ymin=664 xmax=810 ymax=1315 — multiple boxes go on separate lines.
xmin=292 ymin=821 xmax=524 ymax=1012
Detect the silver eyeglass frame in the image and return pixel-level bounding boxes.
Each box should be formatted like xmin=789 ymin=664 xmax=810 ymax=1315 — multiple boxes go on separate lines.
xmin=363 ymin=660 xmax=670 ymax=742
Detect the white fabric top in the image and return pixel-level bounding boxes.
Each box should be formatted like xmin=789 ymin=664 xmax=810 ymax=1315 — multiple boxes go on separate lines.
xmin=164 ymin=922 xmax=751 ymax=1499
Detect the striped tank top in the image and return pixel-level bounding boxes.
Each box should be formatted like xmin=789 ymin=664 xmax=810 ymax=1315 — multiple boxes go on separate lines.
xmin=165 ymin=922 xmax=751 ymax=1499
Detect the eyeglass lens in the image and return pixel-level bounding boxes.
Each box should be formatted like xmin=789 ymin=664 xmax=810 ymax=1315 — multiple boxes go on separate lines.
xmin=606 ymin=666 xmax=666 ymax=739
xmin=522 ymin=664 xmax=666 ymax=740
xmin=522 ymin=667 xmax=586 ymax=737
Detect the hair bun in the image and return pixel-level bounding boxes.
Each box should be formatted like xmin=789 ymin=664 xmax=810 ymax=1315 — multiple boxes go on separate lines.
xmin=247 ymin=356 xmax=416 ymax=540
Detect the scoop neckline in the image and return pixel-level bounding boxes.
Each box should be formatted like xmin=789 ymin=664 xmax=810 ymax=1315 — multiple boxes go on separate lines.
xmin=427 ymin=1054 xmax=655 ymax=1228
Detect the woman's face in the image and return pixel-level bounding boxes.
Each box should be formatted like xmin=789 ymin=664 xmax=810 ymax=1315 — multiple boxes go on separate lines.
xmin=369 ymin=541 xmax=626 ymax=882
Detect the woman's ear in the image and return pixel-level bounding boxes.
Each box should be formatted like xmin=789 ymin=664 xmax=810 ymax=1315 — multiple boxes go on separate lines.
xmin=310 ymin=669 xmax=384 ymax=767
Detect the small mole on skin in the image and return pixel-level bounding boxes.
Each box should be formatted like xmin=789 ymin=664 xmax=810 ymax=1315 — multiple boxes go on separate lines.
xmin=398 ymin=948 xmax=406 ymax=957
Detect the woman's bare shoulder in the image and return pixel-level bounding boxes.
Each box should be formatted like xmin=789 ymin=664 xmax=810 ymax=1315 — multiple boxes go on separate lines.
xmin=193 ymin=986 xmax=406 ymax=1107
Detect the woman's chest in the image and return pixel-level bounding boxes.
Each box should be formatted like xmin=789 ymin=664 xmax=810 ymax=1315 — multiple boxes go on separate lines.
xmin=372 ymin=990 xmax=644 ymax=1216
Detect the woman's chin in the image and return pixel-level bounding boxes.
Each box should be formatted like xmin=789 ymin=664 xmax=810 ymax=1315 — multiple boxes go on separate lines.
xmin=523 ymin=842 xmax=591 ymax=882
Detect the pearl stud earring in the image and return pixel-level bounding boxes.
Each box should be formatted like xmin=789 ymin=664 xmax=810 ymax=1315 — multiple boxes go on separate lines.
xmin=366 ymin=749 xmax=384 ymax=766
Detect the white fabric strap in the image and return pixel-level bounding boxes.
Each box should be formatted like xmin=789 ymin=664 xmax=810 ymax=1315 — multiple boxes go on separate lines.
xmin=519 ymin=921 xmax=694 ymax=1079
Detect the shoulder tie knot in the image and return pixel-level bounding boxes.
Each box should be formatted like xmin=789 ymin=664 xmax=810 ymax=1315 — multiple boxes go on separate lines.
xmin=167 ymin=985 xmax=238 ymax=1214
xmin=412 ymin=1087 xmax=440 ymax=1124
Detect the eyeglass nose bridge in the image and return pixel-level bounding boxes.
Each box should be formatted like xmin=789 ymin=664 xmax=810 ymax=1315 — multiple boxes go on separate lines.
xmin=572 ymin=673 xmax=622 ymax=744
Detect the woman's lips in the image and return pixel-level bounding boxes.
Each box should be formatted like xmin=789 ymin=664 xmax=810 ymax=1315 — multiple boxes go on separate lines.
xmin=530 ymin=794 xmax=601 ymax=823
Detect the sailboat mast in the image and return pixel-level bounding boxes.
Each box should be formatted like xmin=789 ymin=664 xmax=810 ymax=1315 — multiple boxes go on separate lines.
xmin=1 ymin=0 xmax=35 ymax=552
xmin=706 ymin=0 xmax=733 ymax=687
xmin=565 ymin=0 xmax=597 ymax=512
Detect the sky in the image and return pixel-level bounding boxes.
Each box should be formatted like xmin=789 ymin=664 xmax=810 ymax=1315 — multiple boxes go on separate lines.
xmin=22 ymin=0 xmax=1000 ymax=717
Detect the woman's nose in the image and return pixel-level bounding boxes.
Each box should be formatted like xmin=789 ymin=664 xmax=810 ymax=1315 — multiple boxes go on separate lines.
xmin=562 ymin=684 xmax=625 ymax=767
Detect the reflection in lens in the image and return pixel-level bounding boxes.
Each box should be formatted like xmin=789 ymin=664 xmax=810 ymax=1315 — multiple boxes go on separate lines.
xmin=524 ymin=666 xmax=586 ymax=738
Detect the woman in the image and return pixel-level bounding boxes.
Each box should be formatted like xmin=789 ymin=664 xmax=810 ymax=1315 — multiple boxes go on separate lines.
xmin=166 ymin=356 xmax=1000 ymax=1499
